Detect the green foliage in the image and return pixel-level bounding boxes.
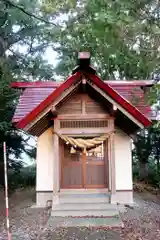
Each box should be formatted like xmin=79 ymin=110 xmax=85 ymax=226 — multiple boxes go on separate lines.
xmin=133 ymin=160 xmax=160 ymax=188
xmin=0 ymin=0 xmax=57 ymax=185
xmin=133 ymin=124 xmax=160 ymax=186
xmin=147 ymin=169 xmax=160 ymax=188
xmin=133 ymin=127 xmax=153 ymax=164
xmin=8 ymin=164 xmax=36 ymax=192
xmin=44 ymin=0 xmax=160 ymax=82
xmin=132 ymin=158 xmax=140 ymax=180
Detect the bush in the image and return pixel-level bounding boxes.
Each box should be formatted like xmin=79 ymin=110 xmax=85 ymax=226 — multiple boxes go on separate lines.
xmin=147 ymin=171 xmax=160 ymax=188
xmin=132 ymin=163 xmax=140 ymax=181
xmin=133 ymin=160 xmax=160 ymax=189
xmin=8 ymin=164 xmax=36 ymax=192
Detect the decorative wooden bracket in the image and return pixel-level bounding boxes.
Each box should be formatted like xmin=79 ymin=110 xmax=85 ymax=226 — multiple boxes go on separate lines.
xmin=51 ymin=105 xmax=57 ymax=117
xmin=81 ymin=76 xmax=87 ymax=92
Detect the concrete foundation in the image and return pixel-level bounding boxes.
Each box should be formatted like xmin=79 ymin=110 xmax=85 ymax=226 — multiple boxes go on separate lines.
xmin=36 ymin=191 xmax=53 ymax=207
xmin=110 ymin=191 xmax=133 ymax=205
xmin=36 ymin=190 xmax=133 ymax=208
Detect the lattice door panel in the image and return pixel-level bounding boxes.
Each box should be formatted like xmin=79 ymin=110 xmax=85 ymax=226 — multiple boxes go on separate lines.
xmin=85 ymin=164 xmax=105 ymax=187
xmin=61 ymin=144 xmax=83 ymax=188
xmin=84 ymin=143 xmax=106 ymax=188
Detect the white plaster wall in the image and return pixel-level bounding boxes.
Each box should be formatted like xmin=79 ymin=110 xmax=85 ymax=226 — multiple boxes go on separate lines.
xmin=36 ymin=127 xmax=54 ymax=191
xmin=115 ymin=128 xmax=133 ymax=190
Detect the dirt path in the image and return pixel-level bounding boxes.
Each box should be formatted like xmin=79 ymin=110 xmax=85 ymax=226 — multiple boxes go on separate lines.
xmin=0 ymin=189 xmax=160 ymax=239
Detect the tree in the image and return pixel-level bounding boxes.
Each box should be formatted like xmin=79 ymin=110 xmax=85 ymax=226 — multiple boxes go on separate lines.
xmin=133 ymin=123 xmax=160 ymax=182
xmin=43 ymin=0 xmax=160 ymax=81
xmin=0 ymin=0 xmax=58 ymax=186
xmin=150 ymin=124 xmax=160 ymax=174
xmin=133 ymin=127 xmax=153 ymax=180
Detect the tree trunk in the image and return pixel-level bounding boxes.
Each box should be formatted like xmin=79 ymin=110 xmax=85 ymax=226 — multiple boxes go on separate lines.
xmin=139 ymin=162 xmax=148 ymax=181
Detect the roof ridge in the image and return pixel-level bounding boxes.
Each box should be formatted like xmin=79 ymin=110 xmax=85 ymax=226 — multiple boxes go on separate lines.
xmin=11 ymin=80 xmax=154 ymax=89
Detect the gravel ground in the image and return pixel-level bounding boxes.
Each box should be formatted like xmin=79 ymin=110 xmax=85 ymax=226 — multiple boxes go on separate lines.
xmin=0 ymin=188 xmax=50 ymax=240
xmin=0 ymin=188 xmax=160 ymax=239
xmin=116 ymin=192 xmax=160 ymax=240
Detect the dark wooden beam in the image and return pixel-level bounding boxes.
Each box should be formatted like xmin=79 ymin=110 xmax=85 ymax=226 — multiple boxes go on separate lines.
xmin=72 ymin=52 xmax=96 ymax=75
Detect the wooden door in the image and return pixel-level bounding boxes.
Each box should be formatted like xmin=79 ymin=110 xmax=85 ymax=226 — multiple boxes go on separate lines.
xmin=61 ymin=143 xmax=83 ymax=188
xmin=84 ymin=142 xmax=107 ymax=188
xmin=61 ymin=141 xmax=107 ymax=189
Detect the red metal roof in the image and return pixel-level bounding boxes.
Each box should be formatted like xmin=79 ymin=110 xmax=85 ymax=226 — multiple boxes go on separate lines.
xmin=16 ymin=72 xmax=82 ymax=128
xmin=11 ymin=74 xmax=152 ymax=128
xmin=13 ymin=87 xmax=54 ymax=122
xmin=86 ymin=73 xmax=151 ymax=127
xmin=109 ymin=84 xmax=151 ymax=118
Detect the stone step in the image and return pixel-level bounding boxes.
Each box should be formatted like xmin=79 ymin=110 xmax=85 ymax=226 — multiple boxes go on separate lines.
xmin=60 ymin=189 xmax=108 ymax=194
xmin=59 ymin=193 xmax=110 ymax=204
xmin=59 ymin=197 xmax=110 ymax=204
xmin=51 ymin=209 xmax=119 ymax=217
xmin=52 ymin=203 xmax=118 ymax=211
xmin=48 ymin=216 xmax=123 ymax=228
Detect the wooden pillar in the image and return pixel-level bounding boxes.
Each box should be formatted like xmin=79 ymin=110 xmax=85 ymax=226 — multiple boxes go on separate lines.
xmin=109 ymin=133 xmax=116 ymax=195
xmin=82 ymin=151 xmax=86 ymax=188
xmin=104 ymin=139 xmax=109 ymax=188
xmin=52 ymin=119 xmax=60 ymax=204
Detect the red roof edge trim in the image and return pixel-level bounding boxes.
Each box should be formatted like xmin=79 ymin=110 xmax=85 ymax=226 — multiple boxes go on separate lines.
xmin=104 ymin=80 xmax=154 ymax=86
xmin=16 ymin=72 xmax=81 ymax=129
xmin=10 ymin=81 xmax=60 ymax=88
xmin=86 ymin=73 xmax=152 ymax=127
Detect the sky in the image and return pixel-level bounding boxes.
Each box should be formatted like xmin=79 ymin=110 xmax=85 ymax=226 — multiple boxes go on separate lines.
xmin=44 ymin=47 xmax=59 ymax=67
xmin=11 ymin=24 xmax=60 ymax=69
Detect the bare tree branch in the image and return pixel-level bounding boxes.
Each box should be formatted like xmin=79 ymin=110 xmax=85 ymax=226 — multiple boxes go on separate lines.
xmin=2 ymin=0 xmax=57 ymax=27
